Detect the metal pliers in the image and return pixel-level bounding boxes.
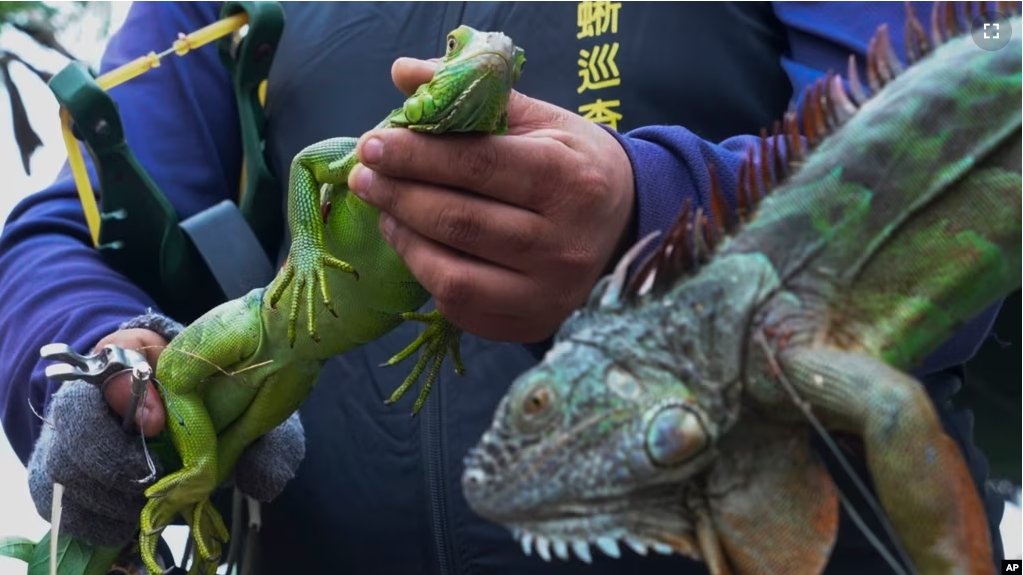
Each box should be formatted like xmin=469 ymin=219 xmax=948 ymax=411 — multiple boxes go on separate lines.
xmin=39 ymin=343 xmax=154 ymax=433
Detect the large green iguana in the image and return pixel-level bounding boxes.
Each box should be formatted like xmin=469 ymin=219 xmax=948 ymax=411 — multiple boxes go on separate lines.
xmin=124 ymin=26 xmax=525 ymax=574
xmin=462 ymin=7 xmax=1020 ymax=575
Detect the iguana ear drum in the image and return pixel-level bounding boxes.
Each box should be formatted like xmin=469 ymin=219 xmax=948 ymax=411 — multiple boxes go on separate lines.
xmin=644 ymin=405 xmax=707 ymax=467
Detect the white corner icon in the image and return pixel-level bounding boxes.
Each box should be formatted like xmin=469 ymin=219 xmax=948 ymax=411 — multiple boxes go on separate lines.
xmin=984 ymin=22 xmax=1001 ymax=39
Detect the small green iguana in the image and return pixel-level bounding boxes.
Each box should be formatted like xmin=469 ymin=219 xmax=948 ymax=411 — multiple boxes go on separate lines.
xmin=462 ymin=7 xmax=1020 ymax=575
xmin=125 ymin=26 xmax=524 ymax=574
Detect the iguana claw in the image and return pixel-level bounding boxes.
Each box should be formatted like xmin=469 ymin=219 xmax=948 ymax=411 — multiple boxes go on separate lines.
xmin=267 ymin=250 xmax=358 ymax=345
xmin=139 ymin=468 xmax=225 ymax=574
xmin=383 ymin=310 xmax=465 ymax=414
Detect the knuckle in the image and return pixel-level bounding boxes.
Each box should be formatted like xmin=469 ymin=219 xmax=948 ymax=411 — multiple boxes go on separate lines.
xmin=556 ymin=241 xmax=597 ymax=272
xmin=505 ymin=219 xmax=542 ymax=256
xmin=383 ymin=219 xmax=408 ymax=254
xmin=450 ymin=139 xmax=498 ymax=187
xmin=431 ymin=268 xmax=474 ymax=309
xmin=573 ymin=163 xmax=607 ymax=200
xmin=373 ymin=176 xmax=402 ymax=214
xmin=435 ymin=204 xmax=484 ymax=246
xmin=526 ymin=141 xmax=572 ymax=209
xmin=380 ymin=131 xmax=416 ymax=169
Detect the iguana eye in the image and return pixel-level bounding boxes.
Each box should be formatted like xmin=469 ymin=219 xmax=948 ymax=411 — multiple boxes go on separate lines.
xmin=513 ymin=382 xmax=559 ymax=433
xmin=644 ymin=405 xmax=707 ymax=467
xmin=446 ymin=35 xmax=458 ymax=54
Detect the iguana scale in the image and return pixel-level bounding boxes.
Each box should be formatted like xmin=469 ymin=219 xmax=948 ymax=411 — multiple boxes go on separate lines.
xmin=462 ymin=7 xmax=1020 ymax=575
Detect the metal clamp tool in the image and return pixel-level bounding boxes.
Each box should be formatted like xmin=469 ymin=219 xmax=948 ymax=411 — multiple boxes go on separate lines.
xmin=39 ymin=343 xmax=154 ymax=433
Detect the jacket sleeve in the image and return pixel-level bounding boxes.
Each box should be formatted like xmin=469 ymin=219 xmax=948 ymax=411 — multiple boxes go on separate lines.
xmin=0 ymin=1 xmax=240 ymax=463
xmin=608 ymin=1 xmax=997 ymax=373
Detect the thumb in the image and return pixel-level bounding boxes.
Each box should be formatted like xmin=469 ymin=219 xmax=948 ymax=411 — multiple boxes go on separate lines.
xmin=391 ymin=57 xmax=439 ymax=96
xmin=94 ymin=328 xmax=168 ymax=437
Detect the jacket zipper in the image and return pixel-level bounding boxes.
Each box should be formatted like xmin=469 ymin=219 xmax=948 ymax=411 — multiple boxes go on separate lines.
xmin=426 ymin=7 xmax=469 ymax=574
xmin=423 ymin=379 xmax=454 ymax=575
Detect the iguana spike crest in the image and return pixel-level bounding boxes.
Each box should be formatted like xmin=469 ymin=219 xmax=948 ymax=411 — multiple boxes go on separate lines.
xmin=905 ymin=3 xmax=931 ymax=61
xmin=622 ymin=1 xmax=1001 ymax=306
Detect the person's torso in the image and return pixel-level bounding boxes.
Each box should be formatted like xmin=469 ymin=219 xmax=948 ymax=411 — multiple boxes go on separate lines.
xmin=255 ymin=3 xmax=792 ymax=574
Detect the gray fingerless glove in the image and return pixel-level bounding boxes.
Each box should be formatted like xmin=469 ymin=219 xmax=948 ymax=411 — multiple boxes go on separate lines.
xmin=28 ymin=380 xmax=160 ymax=547
xmin=119 ymin=310 xmax=185 ymax=341
xmin=233 ymin=411 xmax=306 ymax=502
xmin=26 ymin=311 xmax=308 ymax=547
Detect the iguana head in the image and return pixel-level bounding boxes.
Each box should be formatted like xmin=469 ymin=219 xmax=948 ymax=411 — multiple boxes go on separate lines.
xmin=395 ymin=25 xmax=524 ymax=133
xmin=462 ymin=239 xmax=726 ymax=562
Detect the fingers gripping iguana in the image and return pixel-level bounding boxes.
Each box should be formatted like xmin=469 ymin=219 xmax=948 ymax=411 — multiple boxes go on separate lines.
xmin=137 ymin=27 xmax=525 ymax=574
xmin=463 ymin=7 xmax=1019 ymax=575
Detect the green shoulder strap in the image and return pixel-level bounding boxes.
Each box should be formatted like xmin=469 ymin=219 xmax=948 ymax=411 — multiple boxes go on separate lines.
xmin=220 ymin=0 xmax=285 ymax=259
xmin=47 ymin=2 xmax=284 ymax=321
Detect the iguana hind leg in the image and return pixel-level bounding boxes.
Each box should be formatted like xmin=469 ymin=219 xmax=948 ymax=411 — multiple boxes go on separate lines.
xmin=140 ymin=299 xmax=262 ymax=574
xmin=139 ymin=391 xmax=221 ymax=574
xmin=773 ymin=345 xmax=993 ymax=575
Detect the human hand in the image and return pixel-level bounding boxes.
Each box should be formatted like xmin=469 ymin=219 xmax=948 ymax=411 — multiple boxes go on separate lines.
xmin=348 ymin=58 xmax=636 ymax=343
xmin=94 ymin=328 xmax=168 ymax=436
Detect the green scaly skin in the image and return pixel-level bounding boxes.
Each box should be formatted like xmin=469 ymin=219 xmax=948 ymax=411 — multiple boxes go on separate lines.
xmin=462 ymin=16 xmax=1020 ymax=575
xmin=136 ymin=26 xmax=525 ymax=575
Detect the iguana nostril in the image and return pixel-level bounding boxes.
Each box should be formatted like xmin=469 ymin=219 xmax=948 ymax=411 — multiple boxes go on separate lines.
xmin=464 ymin=467 xmax=486 ymax=486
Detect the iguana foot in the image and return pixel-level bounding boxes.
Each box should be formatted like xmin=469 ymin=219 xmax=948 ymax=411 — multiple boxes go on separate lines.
xmin=267 ymin=248 xmax=358 ymax=345
xmin=383 ymin=310 xmax=464 ymax=414
xmin=139 ymin=467 xmax=219 ymax=574
xmin=185 ymin=498 xmax=230 ymax=574
xmin=193 ymin=498 xmax=230 ymax=561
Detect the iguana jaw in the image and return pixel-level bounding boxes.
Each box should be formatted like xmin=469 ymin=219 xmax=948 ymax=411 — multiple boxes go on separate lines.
xmin=464 ymin=463 xmax=705 ymax=562
xmin=496 ymin=488 xmax=700 ymax=563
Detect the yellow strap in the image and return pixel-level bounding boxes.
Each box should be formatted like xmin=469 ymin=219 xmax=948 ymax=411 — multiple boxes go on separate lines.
xmin=60 ymin=108 xmax=101 ymax=246
xmin=61 ymin=13 xmax=250 ymax=246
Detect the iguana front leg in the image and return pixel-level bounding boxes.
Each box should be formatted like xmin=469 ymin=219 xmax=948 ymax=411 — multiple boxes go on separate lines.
xmin=771 ymin=345 xmax=993 ymax=575
xmin=267 ymin=137 xmax=361 ymax=345
xmin=383 ymin=310 xmax=465 ymax=414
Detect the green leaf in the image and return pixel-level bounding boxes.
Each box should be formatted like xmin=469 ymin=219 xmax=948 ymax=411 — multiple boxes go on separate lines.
xmin=0 ymin=536 xmax=36 ymax=562
xmin=28 ymin=532 xmax=92 ymax=575
xmin=1 ymin=532 xmax=122 ymax=574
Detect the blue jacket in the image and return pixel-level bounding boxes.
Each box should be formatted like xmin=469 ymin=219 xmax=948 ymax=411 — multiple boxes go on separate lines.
xmin=0 ymin=2 xmax=1002 ymax=573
